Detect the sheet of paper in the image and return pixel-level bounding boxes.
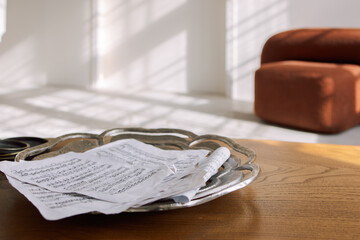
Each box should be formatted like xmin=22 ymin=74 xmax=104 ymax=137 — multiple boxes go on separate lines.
xmin=0 ymin=150 xmax=172 ymax=204
xmin=7 ymin=176 xmax=121 ymax=220
xmin=0 ymin=139 xmax=216 ymax=220
xmin=88 ymin=139 xmax=210 ymax=177
xmin=128 ymin=147 xmax=230 ymax=207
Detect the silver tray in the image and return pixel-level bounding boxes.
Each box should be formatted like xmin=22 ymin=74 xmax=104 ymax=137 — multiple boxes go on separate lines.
xmin=15 ymin=128 xmax=260 ymax=212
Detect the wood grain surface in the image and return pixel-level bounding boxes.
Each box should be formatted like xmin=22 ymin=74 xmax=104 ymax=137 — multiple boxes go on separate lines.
xmin=0 ymin=139 xmax=359 ymax=240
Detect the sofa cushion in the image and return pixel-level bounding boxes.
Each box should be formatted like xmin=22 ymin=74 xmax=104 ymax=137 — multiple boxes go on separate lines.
xmin=254 ymin=60 xmax=360 ymax=133
xmin=261 ymin=28 xmax=360 ymax=65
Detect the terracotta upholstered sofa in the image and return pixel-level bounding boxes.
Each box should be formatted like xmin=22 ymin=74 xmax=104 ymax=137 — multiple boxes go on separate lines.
xmin=254 ymin=28 xmax=360 ymax=133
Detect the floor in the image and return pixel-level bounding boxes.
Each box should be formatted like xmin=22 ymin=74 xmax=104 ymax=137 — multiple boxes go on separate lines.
xmin=0 ymin=85 xmax=359 ymax=146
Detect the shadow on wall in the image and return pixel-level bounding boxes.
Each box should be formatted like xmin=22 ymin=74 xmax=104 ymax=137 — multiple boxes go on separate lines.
xmin=0 ymin=0 xmax=307 ymax=100
xmin=0 ymin=0 xmax=92 ymax=88
xmin=0 ymin=0 xmax=46 ymax=87
xmin=226 ymin=0 xmax=289 ymax=101
xmin=1 ymin=0 xmax=279 ymax=98
xmin=94 ymin=0 xmax=226 ymax=95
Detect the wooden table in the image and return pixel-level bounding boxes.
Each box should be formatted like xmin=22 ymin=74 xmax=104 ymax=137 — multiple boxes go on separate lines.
xmin=0 ymin=139 xmax=359 ymax=240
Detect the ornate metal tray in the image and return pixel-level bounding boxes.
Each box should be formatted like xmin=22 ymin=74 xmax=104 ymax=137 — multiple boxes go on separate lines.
xmin=15 ymin=128 xmax=260 ymax=212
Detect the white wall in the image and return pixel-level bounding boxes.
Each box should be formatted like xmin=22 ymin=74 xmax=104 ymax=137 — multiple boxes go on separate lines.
xmin=0 ymin=0 xmax=360 ymax=99
xmin=227 ymin=0 xmax=360 ymax=101
xmin=0 ymin=0 xmax=46 ymax=87
xmin=41 ymin=0 xmax=92 ymax=87
xmin=0 ymin=0 xmax=226 ymax=95
xmin=94 ymin=0 xmax=226 ymax=95
xmin=289 ymin=0 xmax=360 ymax=28
xmin=0 ymin=0 xmax=91 ymax=88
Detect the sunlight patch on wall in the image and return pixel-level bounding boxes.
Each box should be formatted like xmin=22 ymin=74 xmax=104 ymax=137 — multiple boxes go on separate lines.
xmin=145 ymin=30 xmax=187 ymax=92
xmin=96 ymin=0 xmax=186 ymax=56
xmin=226 ymin=0 xmax=289 ymax=101
xmin=0 ymin=37 xmax=46 ymax=87
xmin=96 ymin=0 xmax=147 ymax=53
xmin=0 ymin=0 xmax=6 ymax=42
xmin=94 ymin=0 xmax=188 ymax=93
xmin=149 ymin=0 xmax=186 ymax=23
xmin=96 ymin=31 xmax=187 ymax=93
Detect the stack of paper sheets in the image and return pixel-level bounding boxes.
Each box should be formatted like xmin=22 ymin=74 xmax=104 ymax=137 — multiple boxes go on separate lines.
xmin=0 ymin=139 xmax=230 ymax=220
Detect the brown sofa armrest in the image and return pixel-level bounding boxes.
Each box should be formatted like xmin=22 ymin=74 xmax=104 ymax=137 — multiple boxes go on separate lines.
xmin=261 ymin=28 xmax=360 ymax=65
